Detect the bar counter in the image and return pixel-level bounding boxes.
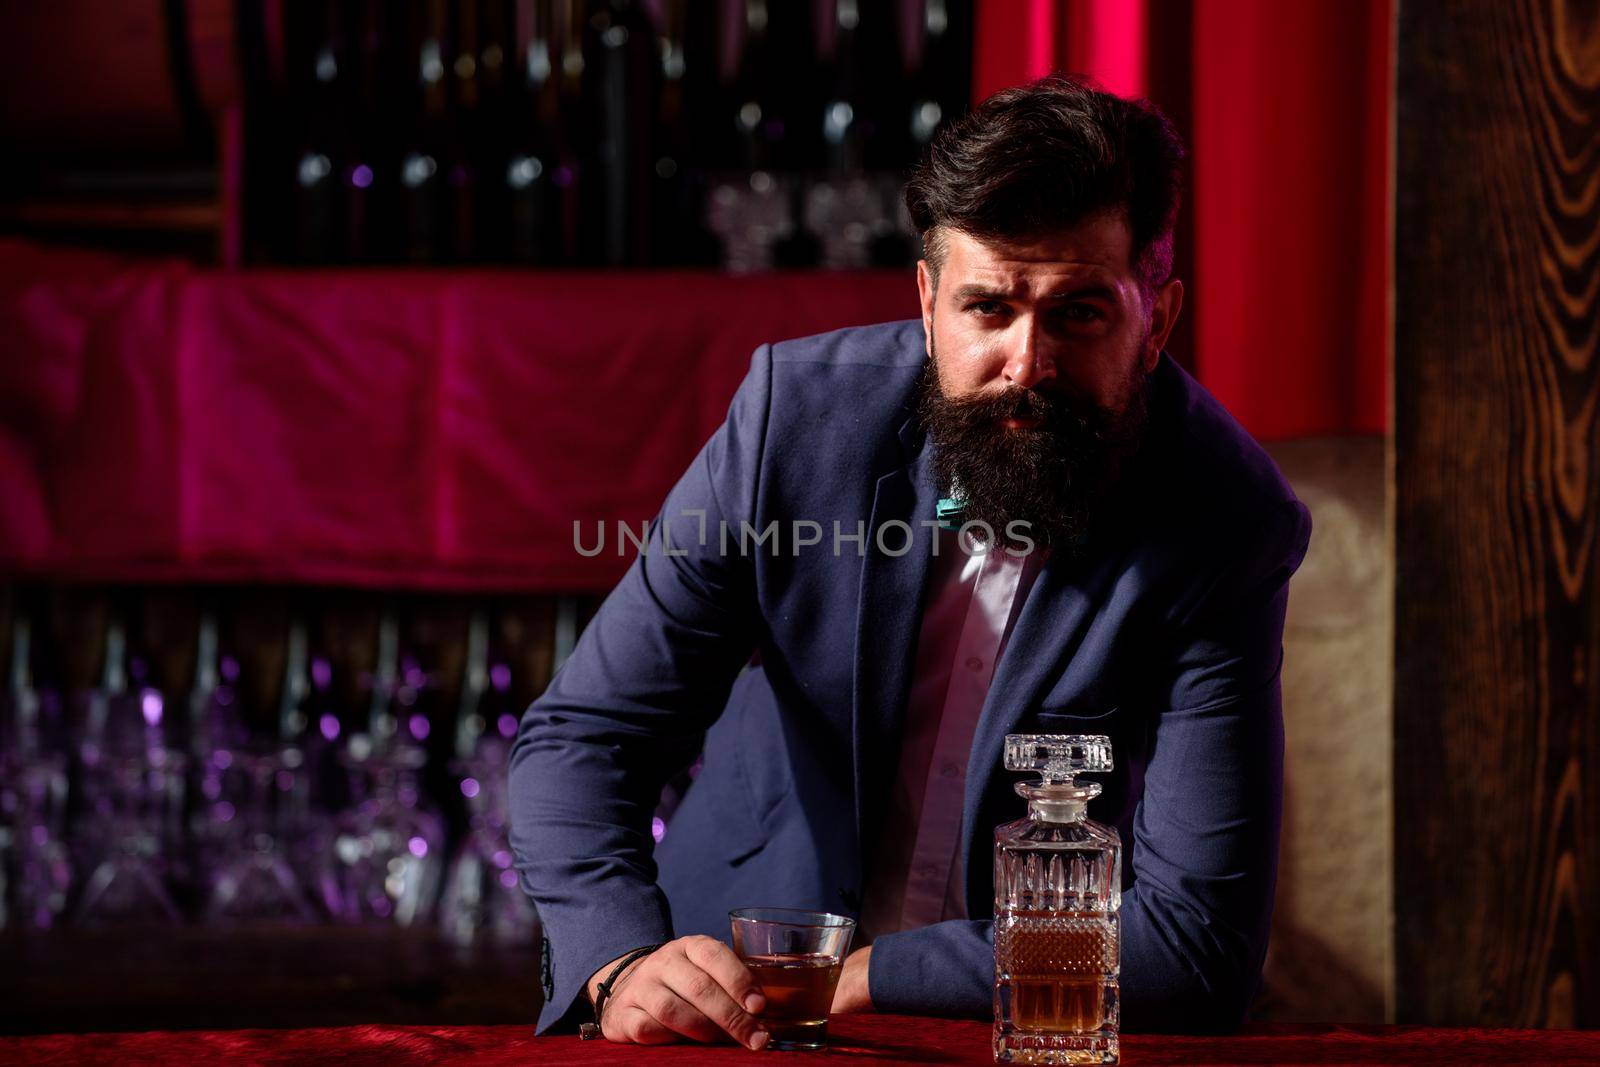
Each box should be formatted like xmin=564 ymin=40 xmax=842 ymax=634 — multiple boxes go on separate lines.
xmin=6 ymin=1016 xmax=1598 ymax=1065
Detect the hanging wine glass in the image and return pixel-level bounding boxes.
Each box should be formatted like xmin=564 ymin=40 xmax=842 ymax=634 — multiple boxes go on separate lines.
xmin=317 ymin=735 xmax=444 ymax=925
xmin=439 ymin=739 xmax=537 ymax=946
xmin=3 ymin=744 xmax=72 ymax=931
xmin=72 ymin=650 xmax=187 ymax=926
xmin=73 ymin=725 xmax=187 ymax=925
xmin=2 ymin=620 xmax=73 ymax=930
xmin=315 ymin=612 xmax=443 ymax=925
xmin=202 ymin=745 xmax=316 ymax=922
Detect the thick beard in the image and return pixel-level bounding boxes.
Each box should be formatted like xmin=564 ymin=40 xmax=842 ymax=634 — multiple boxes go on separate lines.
xmin=916 ymin=337 xmax=1151 ymax=554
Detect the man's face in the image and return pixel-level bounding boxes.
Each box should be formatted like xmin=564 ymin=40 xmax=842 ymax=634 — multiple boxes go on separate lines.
xmin=914 ymin=214 xmax=1184 ymax=549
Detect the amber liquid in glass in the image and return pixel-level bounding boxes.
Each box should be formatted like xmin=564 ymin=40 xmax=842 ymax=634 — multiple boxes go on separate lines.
xmin=1009 ymin=976 xmax=1105 ymax=1033
xmin=996 ymin=911 xmax=1116 ymax=1033
xmin=744 ymin=952 xmax=843 ymax=1048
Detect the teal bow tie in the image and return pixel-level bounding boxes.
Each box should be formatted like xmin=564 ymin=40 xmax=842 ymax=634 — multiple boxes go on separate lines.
xmin=935 ymin=495 xmax=965 ymax=531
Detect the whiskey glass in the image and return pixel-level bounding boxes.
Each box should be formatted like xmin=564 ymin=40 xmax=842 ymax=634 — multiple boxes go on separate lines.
xmin=729 ymin=907 xmax=855 ymax=1051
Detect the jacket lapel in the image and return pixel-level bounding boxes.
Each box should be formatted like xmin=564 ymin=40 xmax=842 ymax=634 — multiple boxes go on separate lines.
xmin=850 ymin=416 xmax=939 ymax=859
xmin=958 ymin=543 xmax=1130 ymax=916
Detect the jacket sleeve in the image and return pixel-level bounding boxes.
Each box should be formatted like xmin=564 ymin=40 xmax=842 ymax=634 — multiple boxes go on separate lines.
xmin=867 ymin=498 xmax=1312 ymax=1031
xmin=508 ymin=346 xmax=772 ymax=1034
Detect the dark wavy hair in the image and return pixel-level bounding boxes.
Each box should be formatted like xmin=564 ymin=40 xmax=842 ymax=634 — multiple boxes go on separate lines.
xmin=905 ymin=75 xmax=1185 ymax=294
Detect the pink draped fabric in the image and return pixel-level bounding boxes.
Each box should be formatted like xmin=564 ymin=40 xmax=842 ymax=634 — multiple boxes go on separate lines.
xmin=0 ymin=242 xmax=918 ymax=590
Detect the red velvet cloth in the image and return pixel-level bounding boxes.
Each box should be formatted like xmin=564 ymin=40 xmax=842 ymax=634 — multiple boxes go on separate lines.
xmin=7 ymin=1017 xmax=1599 ymax=1066
xmin=0 ymin=242 xmax=918 ymax=591
xmin=974 ymin=0 xmax=1391 ymax=439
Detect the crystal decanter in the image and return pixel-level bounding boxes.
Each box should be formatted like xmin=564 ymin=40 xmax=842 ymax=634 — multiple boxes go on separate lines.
xmin=993 ymin=734 xmax=1121 ymax=1065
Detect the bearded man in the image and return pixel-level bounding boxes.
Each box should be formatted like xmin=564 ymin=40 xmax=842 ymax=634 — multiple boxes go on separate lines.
xmin=509 ymin=75 xmax=1312 ymax=1047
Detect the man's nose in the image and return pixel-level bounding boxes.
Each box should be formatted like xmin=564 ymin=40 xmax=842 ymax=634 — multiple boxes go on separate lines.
xmin=1001 ymin=318 xmax=1055 ymax=389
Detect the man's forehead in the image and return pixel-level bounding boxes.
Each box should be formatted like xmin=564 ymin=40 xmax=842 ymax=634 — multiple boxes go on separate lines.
xmin=941 ymin=216 xmax=1135 ymax=289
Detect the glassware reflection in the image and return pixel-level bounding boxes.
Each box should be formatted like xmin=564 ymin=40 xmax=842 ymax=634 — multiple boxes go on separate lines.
xmin=439 ymin=738 xmax=537 ymax=946
xmin=317 ymin=735 xmax=444 ymax=925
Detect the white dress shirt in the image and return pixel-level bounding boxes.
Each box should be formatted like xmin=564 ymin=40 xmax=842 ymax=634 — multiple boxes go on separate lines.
xmin=858 ymin=529 xmax=1043 ymax=942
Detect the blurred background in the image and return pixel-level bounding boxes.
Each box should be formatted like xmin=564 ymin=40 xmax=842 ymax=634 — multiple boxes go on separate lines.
xmin=2 ymin=0 xmax=1594 ymax=1039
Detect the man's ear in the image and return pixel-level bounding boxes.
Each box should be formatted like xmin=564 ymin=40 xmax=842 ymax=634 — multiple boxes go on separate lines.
xmin=916 ymin=259 xmax=936 ymax=360
xmin=1145 ymin=277 xmax=1184 ymax=370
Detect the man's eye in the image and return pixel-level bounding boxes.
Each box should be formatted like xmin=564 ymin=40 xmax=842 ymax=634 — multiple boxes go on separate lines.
xmin=1060 ymin=304 xmax=1104 ymax=323
xmin=967 ymin=301 xmax=1006 ymax=316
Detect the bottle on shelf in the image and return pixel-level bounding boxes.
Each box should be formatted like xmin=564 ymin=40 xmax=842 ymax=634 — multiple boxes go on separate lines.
xmin=905 ymin=0 xmax=971 ymax=158
xmin=806 ymin=0 xmax=907 ymax=269
xmin=444 ymin=0 xmax=484 ymax=262
xmin=819 ymin=0 xmax=905 ymax=175
xmin=236 ymin=0 xmax=293 ymax=264
xmin=399 ymin=0 xmax=451 ymax=263
xmin=704 ymin=0 xmax=810 ymax=272
xmin=725 ymin=0 xmax=784 ymax=175
xmin=288 ymin=2 xmax=348 ymax=264
xmin=503 ymin=0 xmax=571 ymax=263
xmin=578 ymin=0 xmax=660 ymax=266
xmin=469 ymin=0 xmax=515 ymax=261
xmin=342 ymin=0 xmax=403 ymax=264
xmin=648 ymin=0 xmax=723 ymax=266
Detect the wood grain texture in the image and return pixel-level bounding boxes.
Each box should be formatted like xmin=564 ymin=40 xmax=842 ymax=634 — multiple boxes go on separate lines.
xmin=1395 ymin=0 xmax=1600 ymax=1028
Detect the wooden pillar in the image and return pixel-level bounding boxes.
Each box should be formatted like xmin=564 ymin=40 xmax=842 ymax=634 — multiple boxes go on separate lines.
xmin=1394 ymin=0 xmax=1600 ymax=1028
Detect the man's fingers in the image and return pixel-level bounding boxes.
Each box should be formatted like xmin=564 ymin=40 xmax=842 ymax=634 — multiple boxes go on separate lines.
xmin=597 ymin=936 xmax=771 ymax=1049
xmin=661 ymin=954 xmax=769 ymax=1050
xmin=681 ymin=935 xmax=767 ymax=1015
xmin=606 ymin=1005 xmax=679 ymax=1046
xmin=639 ymin=984 xmax=732 ymax=1045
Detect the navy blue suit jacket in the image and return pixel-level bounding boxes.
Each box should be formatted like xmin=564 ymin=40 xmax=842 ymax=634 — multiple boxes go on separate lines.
xmin=509 ymin=319 xmax=1311 ymax=1034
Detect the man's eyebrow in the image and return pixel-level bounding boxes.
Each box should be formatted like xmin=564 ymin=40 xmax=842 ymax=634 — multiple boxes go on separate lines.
xmin=1044 ymin=283 xmax=1119 ymax=302
xmin=950 ymin=284 xmax=1017 ymax=302
xmin=950 ymin=282 xmax=1120 ymax=303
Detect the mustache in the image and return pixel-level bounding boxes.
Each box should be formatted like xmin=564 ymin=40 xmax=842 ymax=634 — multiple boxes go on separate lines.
xmin=936 ymin=384 xmax=1095 ymax=433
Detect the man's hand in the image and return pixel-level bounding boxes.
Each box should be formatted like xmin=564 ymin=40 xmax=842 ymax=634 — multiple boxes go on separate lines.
xmin=587 ymin=936 xmax=770 ymax=1049
xmin=830 ymin=944 xmax=874 ymax=1013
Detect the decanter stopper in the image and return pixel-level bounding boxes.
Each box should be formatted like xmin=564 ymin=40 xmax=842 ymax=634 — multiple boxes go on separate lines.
xmin=1004 ymin=734 xmax=1113 ymax=782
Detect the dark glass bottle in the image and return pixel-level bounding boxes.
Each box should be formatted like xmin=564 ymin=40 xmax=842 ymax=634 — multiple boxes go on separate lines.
xmin=399 ymin=0 xmax=450 ymax=263
xmin=236 ymin=0 xmax=290 ymax=264
xmin=444 ymin=0 xmax=483 ymax=262
xmin=648 ymin=0 xmax=723 ymax=266
xmin=289 ymin=2 xmax=346 ymax=263
xmin=935 ymin=0 xmax=975 ymax=136
xmin=504 ymin=0 xmax=569 ymax=263
xmin=578 ymin=0 xmax=660 ymax=266
xmin=820 ymin=0 xmax=906 ymax=175
xmin=471 ymin=0 xmax=515 ymax=262
xmin=907 ymin=0 xmax=972 ymax=157
xmin=552 ymin=0 xmax=588 ymax=260
xmin=726 ymin=0 xmax=782 ymax=173
xmin=343 ymin=0 xmax=401 ymax=263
